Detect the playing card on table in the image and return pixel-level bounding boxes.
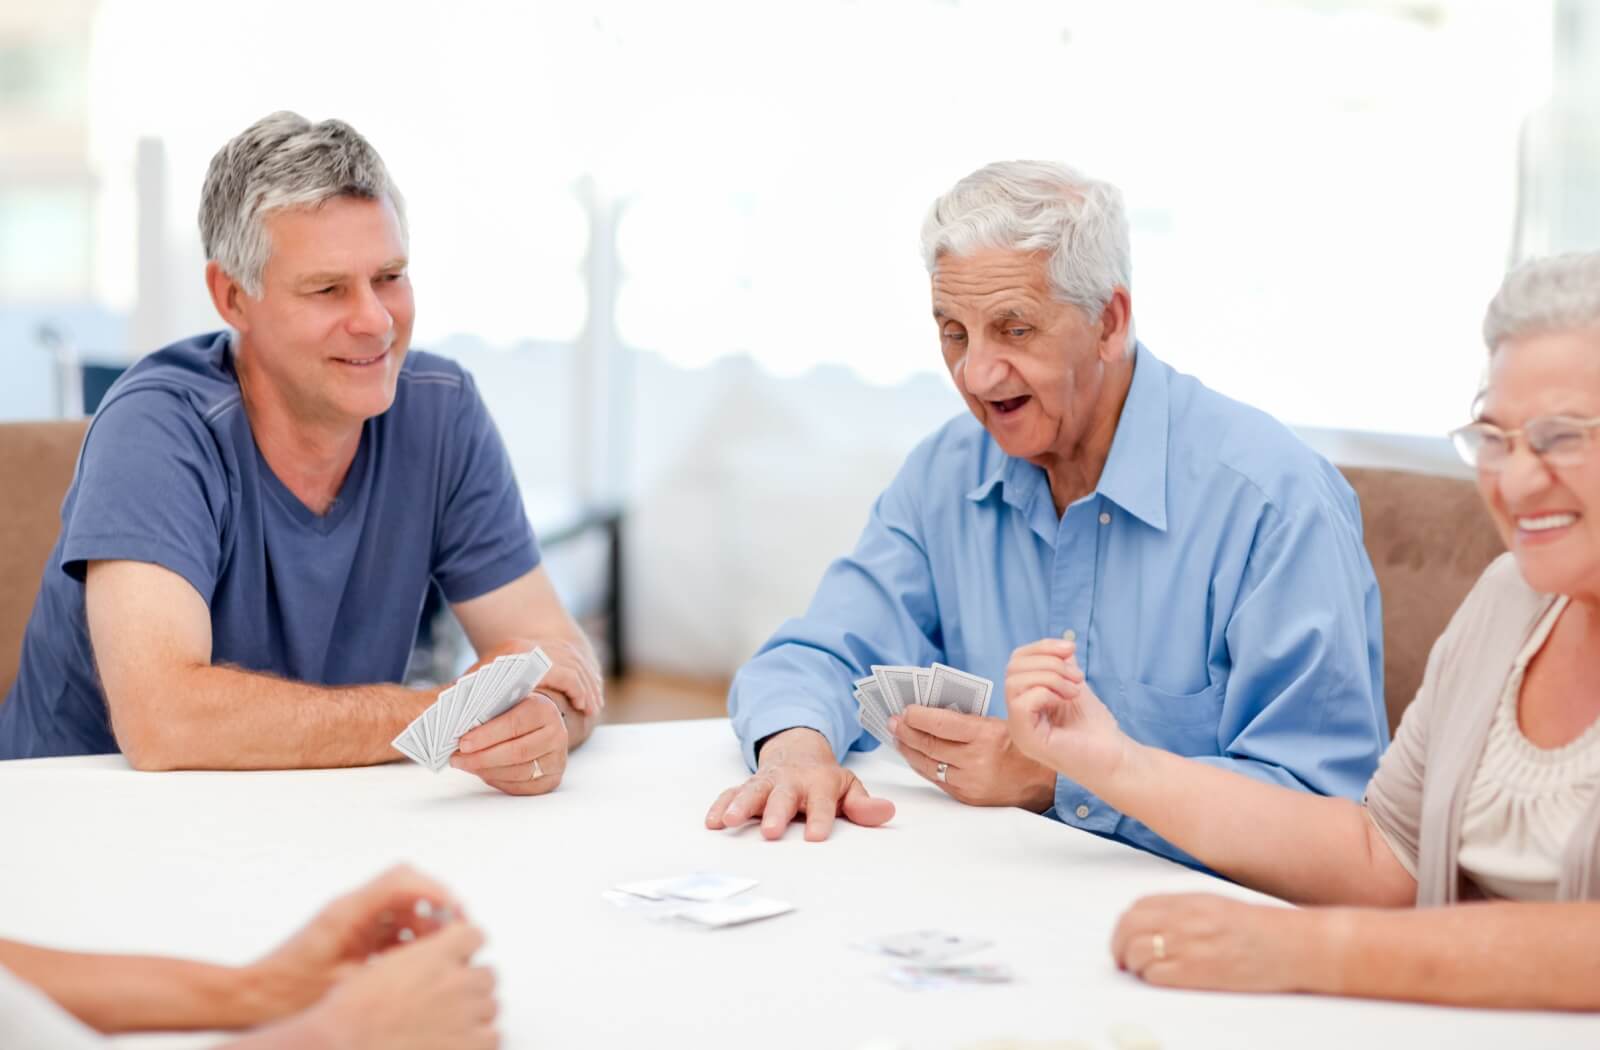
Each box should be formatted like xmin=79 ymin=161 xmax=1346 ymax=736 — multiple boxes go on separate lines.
xmin=871 ymin=665 xmax=920 ymax=716
xmin=886 ymin=961 xmax=1015 ymax=988
xmin=927 ymin=662 xmax=993 ymax=717
xmin=676 ymin=896 xmax=795 ymax=928
xmin=860 ymin=929 xmax=994 ymax=963
xmin=615 ymin=872 xmax=757 ymax=902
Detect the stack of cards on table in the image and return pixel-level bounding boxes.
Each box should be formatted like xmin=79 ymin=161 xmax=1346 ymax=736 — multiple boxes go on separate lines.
xmin=391 ymin=647 xmax=553 ymax=772
xmin=854 ymin=663 xmax=994 ymax=747
xmin=856 ymin=929 xmax=1015 ymax=989
xmin=603 ymin=872 xmax=795 ymax=928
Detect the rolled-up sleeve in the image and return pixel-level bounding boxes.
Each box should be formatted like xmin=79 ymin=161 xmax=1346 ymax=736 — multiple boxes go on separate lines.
xmin=729 ymin=469 xmax=942 ymax=770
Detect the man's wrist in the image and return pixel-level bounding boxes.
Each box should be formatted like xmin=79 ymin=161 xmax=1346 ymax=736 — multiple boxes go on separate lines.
xmin=1022 ymin=770 xmax=1057 ymax=813
xmin=755 ymin=726 xmax=832 ymax=769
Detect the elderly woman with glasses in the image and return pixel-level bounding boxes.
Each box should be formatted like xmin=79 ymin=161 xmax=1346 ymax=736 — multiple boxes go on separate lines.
xmin=1002 ymin=251 xmax=1600 ymax=1010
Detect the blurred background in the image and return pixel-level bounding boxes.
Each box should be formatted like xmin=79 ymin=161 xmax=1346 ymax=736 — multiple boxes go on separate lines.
xmin=2 ymin=0 xmax=1596 ymax=718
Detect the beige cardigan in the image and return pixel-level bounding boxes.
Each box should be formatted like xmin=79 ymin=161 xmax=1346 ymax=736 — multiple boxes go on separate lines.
xmin=1365 ymin=553 xmax=1600 ymax=905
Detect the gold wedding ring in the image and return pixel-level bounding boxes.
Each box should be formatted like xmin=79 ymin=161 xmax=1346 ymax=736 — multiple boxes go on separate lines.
xmin=530 ymin=759 xmax=545 ymax=781
xmin=1152 ymin=933 xmax=1166 ymax=961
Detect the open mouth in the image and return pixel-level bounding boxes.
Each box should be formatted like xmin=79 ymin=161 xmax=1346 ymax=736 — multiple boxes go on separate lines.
xmin=989 ymin=395 xmax=1031 ymax=415
xmin=333 ymin=350 xmax=388 ymax=368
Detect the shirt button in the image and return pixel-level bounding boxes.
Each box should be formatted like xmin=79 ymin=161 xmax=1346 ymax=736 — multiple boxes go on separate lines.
xmin=1075 ymin=804 xmax=1091 ymax=820
xmin=1098 ymin=512 xmax=1111 ymax=525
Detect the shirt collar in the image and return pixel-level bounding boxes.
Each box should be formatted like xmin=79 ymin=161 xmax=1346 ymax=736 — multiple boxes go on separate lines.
xmin=964 ymin=342 xmax=1170 ymax=533
xmin=1095 ymin=342 xmax=1169 ymax=532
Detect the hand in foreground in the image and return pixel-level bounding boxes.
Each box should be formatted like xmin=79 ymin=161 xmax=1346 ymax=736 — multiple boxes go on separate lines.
xmin=704 ymin=727 xmax=895 ymax=841
xmin=245 ymin=865 xmax=465 ymax=1023
xmin=1111 ymin=893 xmax=1328 ymax=995
xmin=280 ymin=920 xmax=498 ymax=1050
xmin=452 ymin=691 xmax=569 ymax=796
xmin=889 ymin=705 xmax=1056 ymax=811
xmin=1004 ymin=636 xmax=1129 ymax=788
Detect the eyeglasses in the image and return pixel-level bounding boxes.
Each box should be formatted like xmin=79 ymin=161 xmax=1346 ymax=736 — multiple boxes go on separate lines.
xmin=1449 ymin=415 xmax=1600 ymax=471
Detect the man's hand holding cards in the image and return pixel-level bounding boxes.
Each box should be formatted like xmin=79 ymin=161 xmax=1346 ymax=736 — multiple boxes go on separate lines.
xmin=856 ymin=655 xmax=1059 ymax=812
xmin=392 ymin=646 xmax=572 ymax=796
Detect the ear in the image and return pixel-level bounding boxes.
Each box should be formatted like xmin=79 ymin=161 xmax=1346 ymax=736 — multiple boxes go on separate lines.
xmin=1095 ymin=287 xmax=1133 ymax=362
xmin=205 ymin=261 xmax=255 ymax=334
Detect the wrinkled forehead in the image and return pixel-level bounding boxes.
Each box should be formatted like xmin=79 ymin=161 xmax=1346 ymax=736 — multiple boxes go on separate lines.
xmin=930 ymin=248 xmax=1054 ymax=316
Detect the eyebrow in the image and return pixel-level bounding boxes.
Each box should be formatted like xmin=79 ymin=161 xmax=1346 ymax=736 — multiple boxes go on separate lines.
xmin=297 ymin=258 xmax=408 ymax=287
xmin=932 ymin=304 xmax=1033 ymax=322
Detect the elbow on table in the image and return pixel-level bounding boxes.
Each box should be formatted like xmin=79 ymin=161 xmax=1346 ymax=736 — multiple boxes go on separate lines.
xmin=109 ymin=695 xmax=196 ymax=772
xmin=118 ymin=730 xmax=189 ymax=772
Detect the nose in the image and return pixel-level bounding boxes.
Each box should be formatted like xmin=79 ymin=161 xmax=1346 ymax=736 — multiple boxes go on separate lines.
xmin=1495 ymin=441 xmax=1553 ymax=507
xmin=347 ymin=280 xmax=394 ymax=341
xmin=960 ymin=331 xmax=1009 ymax=397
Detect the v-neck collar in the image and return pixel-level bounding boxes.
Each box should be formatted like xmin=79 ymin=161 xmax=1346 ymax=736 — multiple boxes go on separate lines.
xmin=255 ymin=428 xmax=370 ymax=536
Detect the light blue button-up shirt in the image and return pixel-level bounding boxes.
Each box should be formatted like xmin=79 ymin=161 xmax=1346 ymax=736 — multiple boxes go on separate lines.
xmin=729 ymin=343 xmax=1387 ymax=867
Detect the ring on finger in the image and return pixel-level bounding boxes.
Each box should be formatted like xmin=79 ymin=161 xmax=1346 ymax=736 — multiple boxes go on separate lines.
xmin=530 ymin=759 xmax=545 ymax=781
xmin=935 ymin=761 xmax=949 ymax=783
xmin=1152 ymin=933 xmax=1166 ymax=961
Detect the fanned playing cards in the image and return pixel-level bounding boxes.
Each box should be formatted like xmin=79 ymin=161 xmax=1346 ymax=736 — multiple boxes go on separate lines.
xmin=391 ymin=647 xmax=553 ymax=772
xmin=854 ymin=663 xmax=993 ymax=747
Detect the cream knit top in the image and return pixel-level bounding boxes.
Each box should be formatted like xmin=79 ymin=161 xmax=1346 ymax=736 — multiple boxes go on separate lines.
xmin=1455 ymin=596 xmax=1600 ymax=900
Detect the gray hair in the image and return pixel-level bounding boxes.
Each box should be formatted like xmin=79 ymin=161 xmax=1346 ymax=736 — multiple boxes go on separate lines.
xmin=1484 ymin=251 xmax=1600 ymax=351
xmin=920 ymin=160 xmax=1134 ymax=349
xmin=199 ymin=111 xmax=407 ymax=296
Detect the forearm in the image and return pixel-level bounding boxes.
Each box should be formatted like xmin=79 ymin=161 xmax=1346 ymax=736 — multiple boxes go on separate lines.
xmin=112 ymin=664 xmax=436 ymax=771
xmin=0 ymin=941 xmax=276 ymax=1033
xmin=1097 ymin=744 xmax=1411 ymax=906
xmin=1316 ymin=902 xmax=1600 ymax=1010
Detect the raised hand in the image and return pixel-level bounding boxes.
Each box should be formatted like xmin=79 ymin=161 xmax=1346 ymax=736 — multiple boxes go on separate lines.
xmin=1003 ymin=636 xmax=1128 ymax=787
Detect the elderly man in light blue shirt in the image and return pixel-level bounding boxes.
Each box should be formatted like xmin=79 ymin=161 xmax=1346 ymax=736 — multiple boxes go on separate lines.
xmin=705 ymin=160 xmax=1387 ymax=866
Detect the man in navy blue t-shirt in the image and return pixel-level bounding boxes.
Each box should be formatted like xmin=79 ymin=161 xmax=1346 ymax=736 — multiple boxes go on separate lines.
xmin=0 ymin=112 xmax=602 ymax=796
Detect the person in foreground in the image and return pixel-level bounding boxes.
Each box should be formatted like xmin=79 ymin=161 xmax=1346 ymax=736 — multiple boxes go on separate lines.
xmin=0 ymin=866 xmax=499 ymax=1048
xmin=1006 ymin=251 xmax=1600 ymax=1010
xmin=0 ymin=111 xmax=601 ymax=794
xmin=708 ymin=160 xmax=1387 ymax=859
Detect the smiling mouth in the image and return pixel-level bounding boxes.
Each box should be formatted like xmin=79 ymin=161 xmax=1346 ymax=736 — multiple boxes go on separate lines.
xmin=989 ymin=395 xmax=1031 ymax=415
xmin=1516 ymin=512 xmax=1579 ymax=534
xmin=333 ymin=350 xmax=388 ymax=367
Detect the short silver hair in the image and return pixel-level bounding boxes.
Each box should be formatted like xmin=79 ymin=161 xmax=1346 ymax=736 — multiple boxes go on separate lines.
xmin=199 ymin=111 xmax=407 ymax=296
xmin=920 ymin=160 xmax=1134 ymax=349
xmin=1484 ymin=251 xmax=1600 ymax=351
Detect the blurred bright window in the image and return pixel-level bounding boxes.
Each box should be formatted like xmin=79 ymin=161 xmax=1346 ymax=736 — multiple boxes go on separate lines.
xmin=9 ymin=0 xmax=1578 ymax=436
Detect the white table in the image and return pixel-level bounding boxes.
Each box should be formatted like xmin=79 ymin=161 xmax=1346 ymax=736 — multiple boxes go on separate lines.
xmin=1 ymin=719 xmax=1594 ymax=1050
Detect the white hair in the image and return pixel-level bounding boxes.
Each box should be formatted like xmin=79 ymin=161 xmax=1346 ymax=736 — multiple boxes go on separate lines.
xmin=199 ymin=111 xmax=407 ymax=296
xmin=1484 ymin=251 xmax=1600 ymax=351
xmin=920 ymin=160 xmax=1134 ymax=349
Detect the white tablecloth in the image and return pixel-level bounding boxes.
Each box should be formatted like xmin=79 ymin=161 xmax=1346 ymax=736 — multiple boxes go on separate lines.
xmin=1 ymin=718 xmax=1594 ymax=1049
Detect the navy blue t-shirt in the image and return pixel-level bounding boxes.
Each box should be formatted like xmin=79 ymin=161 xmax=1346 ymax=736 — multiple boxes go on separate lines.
xmin=0 ymin=331 xmax=540 ymax=758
